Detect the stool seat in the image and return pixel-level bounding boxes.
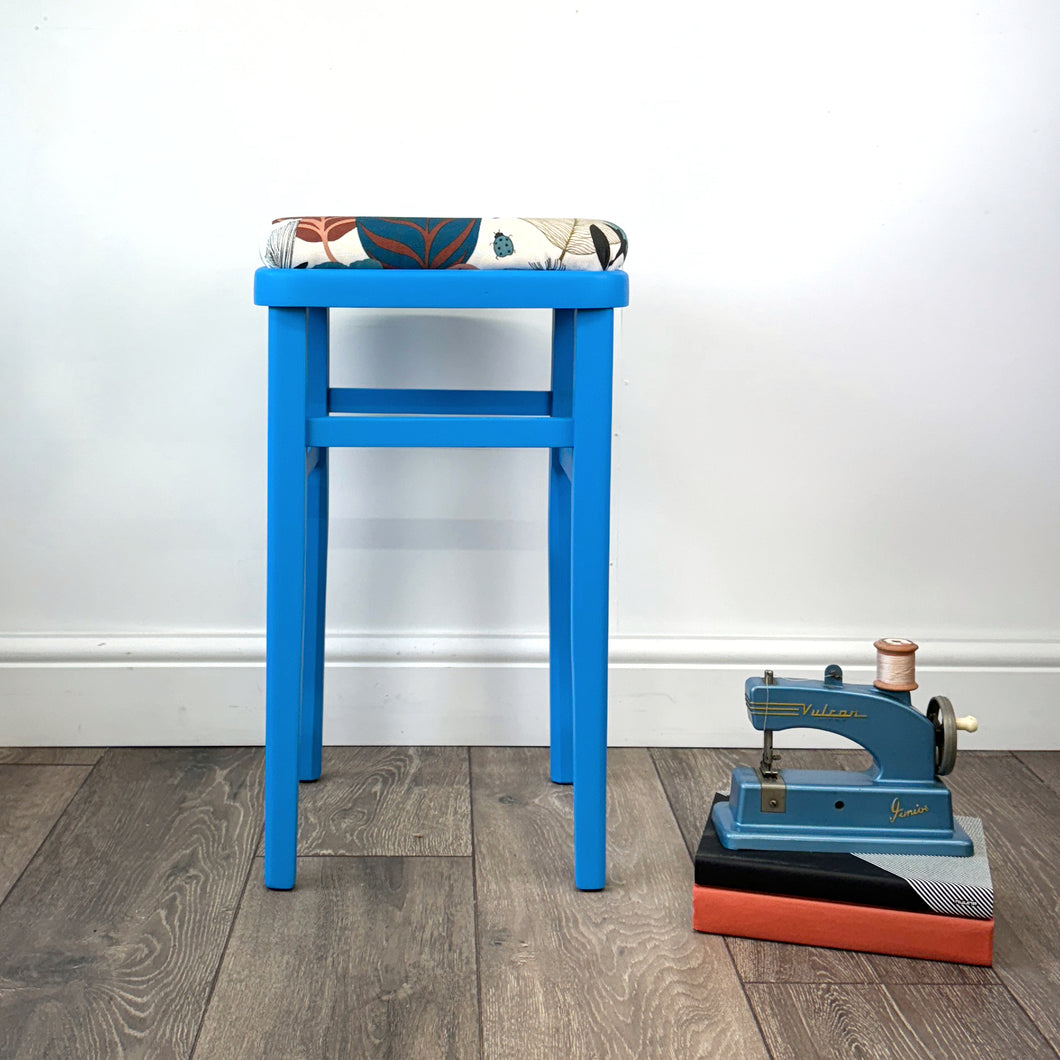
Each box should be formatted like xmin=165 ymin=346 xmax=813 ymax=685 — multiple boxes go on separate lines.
xmin=262 ymin=216 xmax=627 ymax=272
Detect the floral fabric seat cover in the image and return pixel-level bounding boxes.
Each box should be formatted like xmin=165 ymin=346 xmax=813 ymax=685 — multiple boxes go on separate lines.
xmin=262 ymin=217 xmax=627 ymax=272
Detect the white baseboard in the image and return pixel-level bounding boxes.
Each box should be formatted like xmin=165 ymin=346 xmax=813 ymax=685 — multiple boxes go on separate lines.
xmin=1 ymin=634 xmax=1057 ymax=748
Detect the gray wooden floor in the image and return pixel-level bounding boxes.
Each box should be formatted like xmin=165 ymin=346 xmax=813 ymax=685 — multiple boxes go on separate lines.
xmin=0 ymin=746 xmax=1057 ymax=1059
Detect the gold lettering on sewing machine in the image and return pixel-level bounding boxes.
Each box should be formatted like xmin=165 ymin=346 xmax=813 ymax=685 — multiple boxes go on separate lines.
xmin=890 ymin=798 xmax=929 ymax=823
xmin=801 ymin=705 xmax=867 ymax=720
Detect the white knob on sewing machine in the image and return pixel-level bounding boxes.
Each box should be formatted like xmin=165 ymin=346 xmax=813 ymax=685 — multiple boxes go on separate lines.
xmin=955 ymin=715 xmax=979 ymax=732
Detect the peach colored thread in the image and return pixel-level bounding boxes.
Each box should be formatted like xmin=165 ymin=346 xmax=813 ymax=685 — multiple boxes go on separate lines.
xmin=874 ymin=638 xmax=918 ymax=691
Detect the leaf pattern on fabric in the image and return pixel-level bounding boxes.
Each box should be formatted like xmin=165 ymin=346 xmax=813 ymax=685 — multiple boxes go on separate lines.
xmin=522 ymin=218 xmax=594 ymax=259
xmin=520 ymin=218 xmax=625 ymax=265
xmin=261 ymin=217 xmax=627 ymax=270
xmin=311 ymin=259 xmax=384 ymax=269
xmin=264 ymin=218 xmax=300 ymax=268
xmin=589 ymin=224 xmax=612 ymax=270
xmin=273 ymin=216 xmax=358 ymax=263
xmin=356 ymin=218 xmax=482 ymax=270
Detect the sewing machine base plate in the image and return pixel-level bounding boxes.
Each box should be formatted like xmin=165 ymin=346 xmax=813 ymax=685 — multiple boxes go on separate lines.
xmin=713 ymin=766 xmax=975 ymax=856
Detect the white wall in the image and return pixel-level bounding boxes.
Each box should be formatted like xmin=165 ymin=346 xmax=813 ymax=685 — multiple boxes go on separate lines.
xmin=2 ymin=0 xmax=1059 ymax=747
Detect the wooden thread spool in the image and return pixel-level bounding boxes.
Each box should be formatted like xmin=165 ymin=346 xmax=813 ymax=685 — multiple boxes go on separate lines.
xmin=874 ymin=638 xmax=918 ymax=691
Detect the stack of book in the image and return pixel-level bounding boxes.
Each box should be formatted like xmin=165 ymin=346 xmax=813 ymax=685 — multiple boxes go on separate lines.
xmin=693 ymin=794 xmax=993 ymax=965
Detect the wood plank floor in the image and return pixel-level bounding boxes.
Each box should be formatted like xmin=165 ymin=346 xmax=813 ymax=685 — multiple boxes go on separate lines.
xmin=0 ymin=747 xmax=1056 ymax=1059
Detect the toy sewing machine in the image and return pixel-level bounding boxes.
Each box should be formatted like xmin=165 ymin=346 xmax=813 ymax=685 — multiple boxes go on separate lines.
xmin=712 ymin=639 xmax=980 ymax=856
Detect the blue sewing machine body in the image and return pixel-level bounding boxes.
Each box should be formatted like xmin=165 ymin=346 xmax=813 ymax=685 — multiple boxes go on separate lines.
xmin=711 ymin=665 xmax=974 ymax=856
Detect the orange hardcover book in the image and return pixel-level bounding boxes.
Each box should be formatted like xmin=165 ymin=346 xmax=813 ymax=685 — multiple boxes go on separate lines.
xmin=693 ymin=884 xmax=993 ymax=965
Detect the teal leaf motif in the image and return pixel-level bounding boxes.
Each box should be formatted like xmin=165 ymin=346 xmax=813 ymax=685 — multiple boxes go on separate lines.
xmin=356 ymin=218 xmax=482 ymax=269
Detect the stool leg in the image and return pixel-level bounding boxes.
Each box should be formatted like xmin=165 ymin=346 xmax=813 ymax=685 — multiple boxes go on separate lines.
xmin=300 ymin=452 xmax=327 ymax=781
xmin=299 ymin=308 xmax=330 ymax=783
xmin=548 ymin=308 xmax=575 ymax=785
xmin=265 ymin=307 xmax=309 ymax=890
xmin=570 ymin=308 xmax=614 ymax=891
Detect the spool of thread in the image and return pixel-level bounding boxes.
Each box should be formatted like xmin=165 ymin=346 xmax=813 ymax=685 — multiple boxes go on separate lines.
xmin=874 ymin=638 xmax=918 ymax=691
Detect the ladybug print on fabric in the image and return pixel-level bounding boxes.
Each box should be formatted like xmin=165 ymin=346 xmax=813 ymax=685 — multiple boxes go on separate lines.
xmin=493 ymin=231 xmax=515 ymax=258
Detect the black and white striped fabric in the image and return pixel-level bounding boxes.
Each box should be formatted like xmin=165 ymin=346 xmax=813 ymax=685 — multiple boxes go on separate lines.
xmin=855 ymin=817 xmax=993 ymax=919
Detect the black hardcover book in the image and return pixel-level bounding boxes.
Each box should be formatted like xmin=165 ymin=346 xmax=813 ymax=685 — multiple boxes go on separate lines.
xmin=695 ymin=794 xmax=992 ymax=920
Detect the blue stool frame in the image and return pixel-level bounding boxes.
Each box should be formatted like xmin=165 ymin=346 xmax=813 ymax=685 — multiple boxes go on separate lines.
xmin=254 ymin=268 xmax=629 ymax=891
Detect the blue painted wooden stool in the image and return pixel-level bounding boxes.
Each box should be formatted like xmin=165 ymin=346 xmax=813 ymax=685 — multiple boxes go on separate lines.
xmin=255 ymin=220 xmax=628 ymax=891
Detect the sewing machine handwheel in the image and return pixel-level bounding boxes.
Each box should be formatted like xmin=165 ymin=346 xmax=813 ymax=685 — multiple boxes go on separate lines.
xmin=927 ymin=695 xmax=958 ymax=776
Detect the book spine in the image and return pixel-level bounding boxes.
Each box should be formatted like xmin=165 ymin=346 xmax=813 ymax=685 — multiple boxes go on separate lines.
xmin=692 ymin=885 xmax=993 ymax=966
xmin=695 ymin=856 xmax=927 ymax=914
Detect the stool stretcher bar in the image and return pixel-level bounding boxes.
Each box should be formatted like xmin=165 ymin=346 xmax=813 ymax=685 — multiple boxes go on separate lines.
xmin=328 ymin=388 xmax=553 ymax=417
xmin=307 ymin=414 xmax=573 ymax=449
